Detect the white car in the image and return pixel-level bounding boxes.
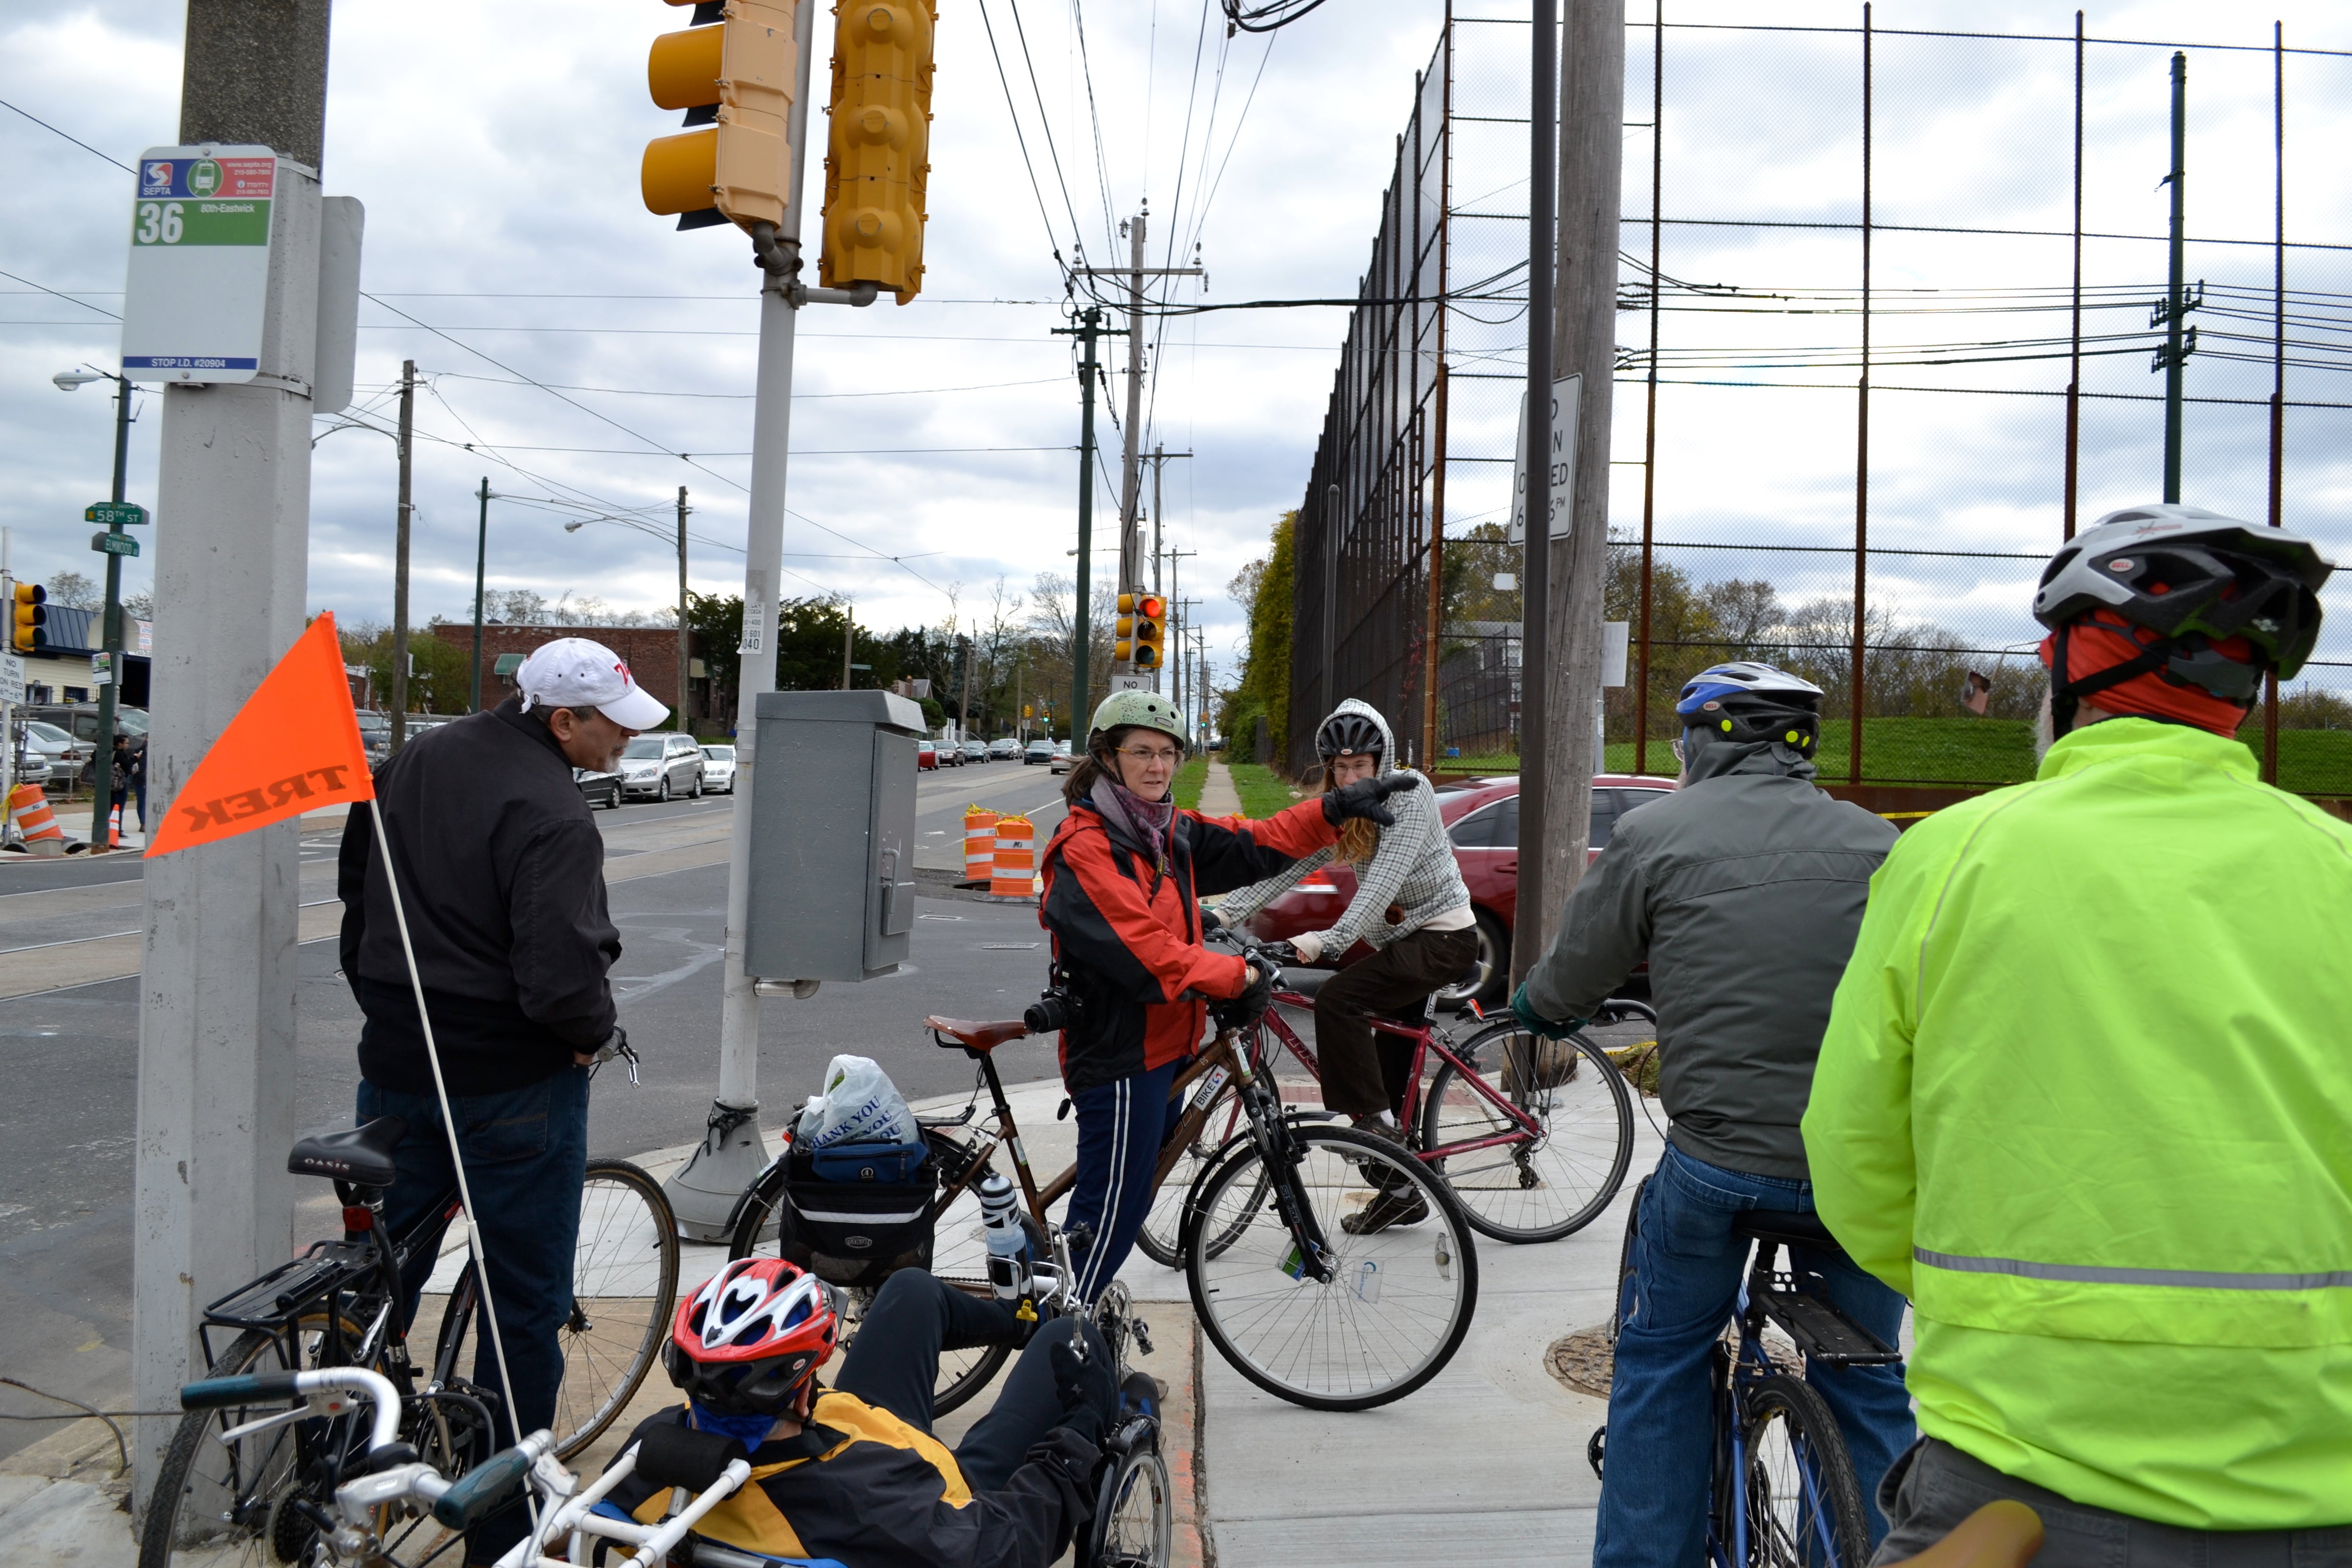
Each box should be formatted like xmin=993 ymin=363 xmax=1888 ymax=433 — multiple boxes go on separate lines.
xmin=699 ymin=744 xmax=738 ymax=793
xmin=616 ymin=732 xmax=706 ymax=801
xmin=21 ymin=720 xmax=92 ymax=787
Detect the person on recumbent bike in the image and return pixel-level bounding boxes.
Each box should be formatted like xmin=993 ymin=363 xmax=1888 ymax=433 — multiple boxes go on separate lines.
xmin=600 ymin=1257 xmax=1157 ymax=1568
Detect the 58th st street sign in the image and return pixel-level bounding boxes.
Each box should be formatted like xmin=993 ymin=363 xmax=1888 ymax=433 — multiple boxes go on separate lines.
xmin=119 ymin=145 xmax=279 ymax=384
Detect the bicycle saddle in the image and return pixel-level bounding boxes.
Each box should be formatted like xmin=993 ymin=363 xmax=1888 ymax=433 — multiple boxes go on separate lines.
xmin=925 ymin=1016 xmax=1030 ymax=1052
xmin=287 ymin=1116 xmax=407 ymax=1188
xmin=1732 ymin=1207 xmax=1840 ymax=1253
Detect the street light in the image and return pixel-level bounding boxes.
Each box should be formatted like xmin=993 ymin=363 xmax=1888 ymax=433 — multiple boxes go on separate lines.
xmin=54 ymin=364 xmax=134 ymax=849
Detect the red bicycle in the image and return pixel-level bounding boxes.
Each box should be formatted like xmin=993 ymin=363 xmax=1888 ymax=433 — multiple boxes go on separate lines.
xmin=1139 ymin=944 xmax=1641 ymax=1254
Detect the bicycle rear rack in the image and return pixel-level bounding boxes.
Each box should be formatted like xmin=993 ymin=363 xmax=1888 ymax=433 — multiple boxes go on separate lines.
xmin=1751 ymin=1280 xmax=1901 ymax=1367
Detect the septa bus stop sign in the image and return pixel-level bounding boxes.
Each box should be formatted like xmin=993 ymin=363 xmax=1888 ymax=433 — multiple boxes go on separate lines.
xmin=120 ymin=145 xmax=278 ymax=384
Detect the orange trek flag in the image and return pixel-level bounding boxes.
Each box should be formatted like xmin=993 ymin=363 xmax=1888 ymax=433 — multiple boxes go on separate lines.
xmin=146 ymin=613 xmax=376 ymax=857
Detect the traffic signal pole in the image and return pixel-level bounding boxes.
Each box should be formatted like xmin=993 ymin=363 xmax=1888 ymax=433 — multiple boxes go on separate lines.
xmin=1053 ymin=309 xmax=1105 ymax=732
xmin=91 ymin=371 xmax=133 ymax=848
xmin=133 ymin=0 xmax=329 ymax=1507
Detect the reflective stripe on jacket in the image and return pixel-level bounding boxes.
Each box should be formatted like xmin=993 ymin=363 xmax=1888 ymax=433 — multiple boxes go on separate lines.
xmin=1803 ymin=718 xmax=2352 ymax=1529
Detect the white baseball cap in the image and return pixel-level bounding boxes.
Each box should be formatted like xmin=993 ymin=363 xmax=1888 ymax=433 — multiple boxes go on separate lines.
xmin=517 ymin=637 xmax=671 ymax=731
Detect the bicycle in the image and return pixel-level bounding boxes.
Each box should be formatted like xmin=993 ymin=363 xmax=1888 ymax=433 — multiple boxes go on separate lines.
xmin=139 ymin=1115 xmax=681 ymax=1567
xmin=1134 ymin=955 xmax=1639 ymax=1259
xmin=1594 ymin=1184 xmax=1901 ymax=1568
xmin=724 ymin=959 xmax=1481 ymax=1411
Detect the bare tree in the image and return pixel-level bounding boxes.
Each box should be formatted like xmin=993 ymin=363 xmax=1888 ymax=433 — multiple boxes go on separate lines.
xmin=46 ymin=570 xmax=99 ymax=610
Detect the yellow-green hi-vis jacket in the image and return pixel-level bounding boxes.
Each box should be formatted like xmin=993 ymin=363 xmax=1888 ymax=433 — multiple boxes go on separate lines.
xmin=1804 ymin=718 xmax=2352 ymax=1530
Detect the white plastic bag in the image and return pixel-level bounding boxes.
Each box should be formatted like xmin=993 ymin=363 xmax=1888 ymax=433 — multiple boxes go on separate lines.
xmin=795 ymin=1054 xmax=917 ymax=1150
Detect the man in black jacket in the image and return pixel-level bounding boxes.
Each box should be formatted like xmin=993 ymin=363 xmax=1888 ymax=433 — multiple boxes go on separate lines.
xmin=338 ymin=636 xmax=667 ymax=1563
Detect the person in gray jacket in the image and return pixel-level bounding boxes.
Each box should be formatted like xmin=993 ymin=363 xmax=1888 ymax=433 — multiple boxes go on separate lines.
xmin=1217 ymin=699 xmax=1474 ymax=1232
xmin=1510 ymin=662 xmax=1914 ymax=1567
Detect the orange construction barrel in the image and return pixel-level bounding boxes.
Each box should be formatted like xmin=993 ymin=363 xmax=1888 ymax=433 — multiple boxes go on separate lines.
xmin=963 ymin=805 xmax=999 ymax=887
xmin=990 ymin=813 xmax=1035 ymax=899
xmin=8 ymin=783 xmax=66 ymax=857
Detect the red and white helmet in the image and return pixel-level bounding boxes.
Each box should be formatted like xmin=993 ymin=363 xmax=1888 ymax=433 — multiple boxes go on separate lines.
xmin=661 ymin=1258 xmax=840 ymax=1416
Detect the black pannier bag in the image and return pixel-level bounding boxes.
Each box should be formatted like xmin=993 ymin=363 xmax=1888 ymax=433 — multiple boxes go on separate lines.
xmin=778 ymin=1139 xmax=937 ymax=1288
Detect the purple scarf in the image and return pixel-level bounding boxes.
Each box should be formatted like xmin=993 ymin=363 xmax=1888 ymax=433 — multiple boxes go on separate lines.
xmin=1093 ymin=778 xmax=1175 ymax=871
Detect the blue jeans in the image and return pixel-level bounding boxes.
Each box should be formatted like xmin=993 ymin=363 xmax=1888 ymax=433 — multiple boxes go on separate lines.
xmin=1064 ymin=1058 xmax=1181 ymax=1305
xmin=1596 ymin=1144 xmax=1914 ymax=1568
xmin=355 ymin=1068 xmax=590 ymax=1562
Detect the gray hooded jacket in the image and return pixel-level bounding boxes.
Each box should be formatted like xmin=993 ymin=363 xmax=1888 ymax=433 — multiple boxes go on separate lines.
xmin=1216 ymin=699 xmax=1471 ymax=954
xmin=1521 ymin=729 xmax=1897 ymax=1180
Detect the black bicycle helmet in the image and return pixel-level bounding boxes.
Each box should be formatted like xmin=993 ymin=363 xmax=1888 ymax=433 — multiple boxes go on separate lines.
xmin=1675 ymin=662 xmax=1824 ymax=757
xmin=1316 ymin=710 xmax=1385 ymax=762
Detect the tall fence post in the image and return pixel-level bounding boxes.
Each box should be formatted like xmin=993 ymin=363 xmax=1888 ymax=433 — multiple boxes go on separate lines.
xmin=2064 ymin=10 xmax=2083 ymax=542
xmin=2263 ymin=20 xmax=2285 ymax=786
xmin=1635 ymin=1 xmax=1663 ymax=777
xmin=1849 ymin=2 xmax=1873 ymax=789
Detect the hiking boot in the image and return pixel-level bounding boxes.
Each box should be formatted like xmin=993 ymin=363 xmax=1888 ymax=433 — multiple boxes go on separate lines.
xmin=1349 ymin=1115 xmax=1410 ymax=1149
xmin=1342 ymin=1184 xmax=1430 ymax=1235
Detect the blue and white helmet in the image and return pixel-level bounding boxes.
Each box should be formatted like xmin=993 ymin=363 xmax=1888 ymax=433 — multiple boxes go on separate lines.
xmin=1675 ymin=662 xmax=1824 ymax=718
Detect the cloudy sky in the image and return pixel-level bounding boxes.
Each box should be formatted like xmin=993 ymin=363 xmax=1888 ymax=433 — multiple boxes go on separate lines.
xmin=4 ymin=0 xmax=2348 ymax=694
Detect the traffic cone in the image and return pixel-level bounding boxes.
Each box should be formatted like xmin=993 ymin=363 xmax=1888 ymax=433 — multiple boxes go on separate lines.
xmin=990 ymin=814 xmax=1035 ymax=900
xmin=108 ymin=802 xmax=122 ymax=848
xmin=962 ymin=805 xmax=999 ymax=889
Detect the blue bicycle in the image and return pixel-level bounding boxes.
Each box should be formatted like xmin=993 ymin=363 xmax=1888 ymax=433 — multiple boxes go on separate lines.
xmin=1595 ymin=1185 xmax=1900 ymax=1568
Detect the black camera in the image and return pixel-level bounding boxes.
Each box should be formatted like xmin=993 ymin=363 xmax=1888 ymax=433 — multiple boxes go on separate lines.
xmin=1023 ymin=971 xmax=1083 ymax=1035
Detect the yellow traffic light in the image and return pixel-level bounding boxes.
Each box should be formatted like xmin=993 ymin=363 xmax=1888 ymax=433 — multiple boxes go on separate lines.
xmin=1132 ymin=593 xmax=1166 ymax=669
xmin=821 ymin=0 xmax=936 ymax=303
xmin=11 ymin=582 xmax=46 ymax=653
xmin=642 ymin=0 xmax=796 ymax=233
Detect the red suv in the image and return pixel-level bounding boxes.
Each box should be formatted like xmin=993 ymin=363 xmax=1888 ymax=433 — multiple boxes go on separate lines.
xmin=1236 ymin=773 xmax=1675 ymax=1007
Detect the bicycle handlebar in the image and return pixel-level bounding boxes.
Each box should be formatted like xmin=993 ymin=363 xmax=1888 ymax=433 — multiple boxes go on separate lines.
xmin=179 ymin=1366 xmax=402 ymax=1456
xmin=433 ymin=1432 xmax=552 ymax=1531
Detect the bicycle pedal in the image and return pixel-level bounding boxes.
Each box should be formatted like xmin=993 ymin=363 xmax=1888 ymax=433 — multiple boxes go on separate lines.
xmin=1130 ymin=1318 xmax=1155 ymax=1356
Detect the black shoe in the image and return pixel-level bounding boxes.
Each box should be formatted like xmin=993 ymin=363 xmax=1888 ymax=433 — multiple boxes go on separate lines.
xmin=1349 ymin=1114 xmax=1410 ymax=1149
xmin=1118 ymin=1370 xmax=1163 ymax=1424
xmin=1342 ymin=1185 xmax=1429 ymax=1235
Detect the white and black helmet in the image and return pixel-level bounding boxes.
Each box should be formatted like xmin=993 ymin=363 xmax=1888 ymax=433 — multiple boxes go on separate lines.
xmin=1676 ymin=662 xmax=1825 ymax=756
xmin=2033 ymin=505 xmax=2331 ymax=693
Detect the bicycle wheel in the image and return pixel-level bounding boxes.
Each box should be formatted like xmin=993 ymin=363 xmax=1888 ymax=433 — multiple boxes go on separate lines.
xmin=1084 ymin=1439 xmax=1173 ymax=1568
xmin=1136 ymin=1072 xmax=1256 ymax=1269
xmin=728 ymin=1163 xmax=1012 ymax=1416
xmin=1740 ymin=1374 xmax=1872 ymax=1568
xmin=553 ymin=1158 xmax=681 ymax=1457
xmin=140 ymin=1330 xmax=303 ymax=1567
xmin=1419 ymin=1021 xmax=1634 ymax=1243
xmin=1185 ymin=1123 xmax=1478 ymax=1410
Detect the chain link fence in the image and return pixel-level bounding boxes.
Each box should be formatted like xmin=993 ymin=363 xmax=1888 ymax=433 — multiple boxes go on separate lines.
xmin=1288 ymin=5 xmax=2352 ymax=798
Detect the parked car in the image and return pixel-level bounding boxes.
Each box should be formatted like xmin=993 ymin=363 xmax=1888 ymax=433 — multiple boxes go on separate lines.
xmin=355 ymin=711 xmax=391 ymax=765
xmin=616 ymin=732 xmax=706 ymax=800
xmin=699 ymin=744 xmax=738 ymax=793
xmin=574 ymin=765 xmax=623 ymax=811
xmin=960 ymin=740 xmax=989 ymax=765
xmin=1023 ymin=739 xmax=1056 ymax=765
xmin=26 ymin=703 xmax=148 ymax=745
xmin=1048 ymin=744 xmax=1077 ymax=775
xmin=917 ymin=741 xmax=940 ymax=771
xmin=988 ymin=737 xmax=1022 ymax=760
xmin=937 ymin=738 xmax=964 ymax=767
xmin=21 ymin=720 xmax=94 ymax=788
xmin=1239 ymin=772 xmax=1676 ymax=1007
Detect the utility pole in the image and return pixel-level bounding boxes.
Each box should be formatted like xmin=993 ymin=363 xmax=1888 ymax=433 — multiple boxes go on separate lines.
xmin=1051 ymin=308 xmax=1106 ymax=726
xmin=1526 ymin=0 xmax=1627 ymax=966
xmin=959 ymin=633 xmax=975 ymax=741
xmin=133 ymin=0 xmax=330 ymax=1509
xmin=676 ymin=485 xmax=691 ymax=731
xmin=1174 ymin=594 xmax=1201 ymax=742
xmin=389 ymin=359 xmax=413 ymax=750
xmin=89 ymin=372 xmax=133 ymax=849
xmin=841 ymin=602 xmax=854 ymax=689
xmin=1079 ymin=225 xmax=1198 ymax=670
xmin=1145 ymin=446 xmax=1193 ymax=689
xmin=470 ymin=476 xmax=490 ymax=712
xmin=1513 ymin=0 xmax=1561 ymax=986
xmin=2155 ymin=51 xmax=2197 ymax=502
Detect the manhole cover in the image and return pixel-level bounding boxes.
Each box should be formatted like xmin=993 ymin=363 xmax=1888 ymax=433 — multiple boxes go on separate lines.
xmin=1547 ymin=1326 xmax=1615 ymax=1398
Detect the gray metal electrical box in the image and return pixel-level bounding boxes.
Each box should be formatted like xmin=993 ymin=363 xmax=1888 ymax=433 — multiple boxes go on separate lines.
xmin=743 ymin=690 xmax=924 ymax=982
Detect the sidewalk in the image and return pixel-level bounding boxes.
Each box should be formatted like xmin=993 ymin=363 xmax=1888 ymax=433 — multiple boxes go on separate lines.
xmin=0 ymin=1066 xmax=1652 ymax=1566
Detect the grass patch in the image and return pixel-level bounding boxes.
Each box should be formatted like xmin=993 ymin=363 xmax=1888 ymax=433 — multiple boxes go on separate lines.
xmin=1224 ymin=761 xmax=1306 ymax=818
xmin=2277 ymin=729 xmax=2352 ymax=796
xmin=1170 ymin=755 xmax=1208 ymax=811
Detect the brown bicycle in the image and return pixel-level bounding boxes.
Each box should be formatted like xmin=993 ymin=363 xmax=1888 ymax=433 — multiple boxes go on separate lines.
xmin=724 ymin=972 xmax=1480 ymax=1412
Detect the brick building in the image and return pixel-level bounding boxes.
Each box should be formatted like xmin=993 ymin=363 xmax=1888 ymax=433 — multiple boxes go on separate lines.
xmin=429 ymin=623 xmax=717 ymax=724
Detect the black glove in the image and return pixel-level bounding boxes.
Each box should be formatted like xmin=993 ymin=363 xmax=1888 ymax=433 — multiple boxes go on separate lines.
xmin=1198 ymin=906 xmax=1223 ymax=935
xmin=1256 ymin=940 xmax=1301 ymax=969
xmin=1322 ymin=773 xmax=1417 ymax=828
xmin=1210 ymin=954 xmax=1278 ymax=1032
xmin=1022 ymin=1426 xmax=1102 ymax=1542
xmin=1050 ymin=1330 xmax=1116 ymax=1447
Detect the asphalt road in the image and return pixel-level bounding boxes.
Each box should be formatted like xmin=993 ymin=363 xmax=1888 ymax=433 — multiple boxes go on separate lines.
xmin=0 ymin=756 xmax=1074 ymax=1459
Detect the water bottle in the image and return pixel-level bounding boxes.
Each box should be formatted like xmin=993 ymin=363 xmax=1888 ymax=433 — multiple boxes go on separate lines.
xmin=978 ymin=1171 xmax=1031 ymax=1305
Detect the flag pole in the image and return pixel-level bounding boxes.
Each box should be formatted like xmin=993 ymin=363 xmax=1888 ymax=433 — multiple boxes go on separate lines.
xmin=365 ymin=798 xmax=539 ymax=1537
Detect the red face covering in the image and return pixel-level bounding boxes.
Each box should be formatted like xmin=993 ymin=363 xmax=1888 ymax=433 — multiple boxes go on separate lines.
xmin=2037 ymin=609 xmax=2253 ymax=736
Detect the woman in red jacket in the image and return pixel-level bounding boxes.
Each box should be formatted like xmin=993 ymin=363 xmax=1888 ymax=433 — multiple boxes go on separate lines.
xmin=1039 ymin=691 xmax=1410 ymax=1303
